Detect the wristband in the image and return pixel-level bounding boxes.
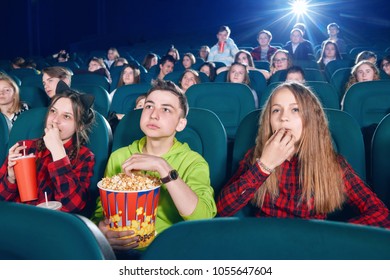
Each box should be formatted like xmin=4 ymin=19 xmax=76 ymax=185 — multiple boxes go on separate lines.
xmin=256 ymin=159 xmax=275 ymax=173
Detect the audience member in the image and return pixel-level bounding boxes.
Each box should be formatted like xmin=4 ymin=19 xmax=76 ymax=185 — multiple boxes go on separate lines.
xmin=182 ymin=53 xmax=196 ymax=70
xmin=0 ymin=74 xmax=29 ymax=131
xmin=0 ymin=87 xmax=96 ymax=213
xmin=52 ymin=50 xmax=70 ymax=63
xmin=269 ymin=50 xmax=293 ymax=75
xmin=317 ymin=40 xmax=343 ymax=70
xmin=142 ymin=53 xmax=158 ymax=71
xmin=285 ymin=66 xmax=305 ymax=83
xmin=110 ymin=64 xmax=141 ymax=99
xmin=134 ymin=94 xmax=146 ymax=110
xmin=87 ymin=57 xmax=112 ymax=83
xmin=199 ymin=61 xmax=216 ymax=82
xmin=355 ymin=51 xmax=377 ymax=65
xmin=380 ymin=55 xmax=390 ymax=77
xmin=166 ymin=45 xmax=180 ymax=61
xmin=104 ymin=47 xmax=120 ymax=69
xmin=217 ymin=50 xmax=270 ymax=80
xmin=42 ymin=66 xmax=72 ymax=98
xmin=157 ymin=55 xmax=175 ymax=80
xmin=251 ymin=30 xmax=278 ymax=62
xmin=322 ymin=23 xmax=347 ymax=53
xmin=283 ymin=28 xmax=314 ymax=61
xmin=112 ymin=58 xmax=129 ymax=67
xmin=226 ymin=62 xmax=258 ymax=107
xmin=10 ymin=57 xmax=25 ymax=70
xmin=216 ymin=82 xmax=390 ymax=229
xmin=198 ymin=46 xmax=210 ymax=61
xmin=179 ymin=69 xmax=201 ymax=93
xmin=343 ymin=60 xmax=380 ymax=104
xmin=92 ymin=79 xmax=217 ymax=257
xmin=207 ymin=25 xmax=239 ymax=66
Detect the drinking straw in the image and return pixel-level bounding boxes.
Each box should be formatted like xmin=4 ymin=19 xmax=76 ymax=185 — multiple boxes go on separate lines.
xmin=45 ymin=192 xmax=49 ymax=207
xmin=23 ymin=141 xmax=26 ymax=157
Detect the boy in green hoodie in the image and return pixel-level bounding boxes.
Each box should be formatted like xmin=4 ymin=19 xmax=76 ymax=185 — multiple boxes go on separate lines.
xmin=92 ymin=79 xmax=217 ymax=254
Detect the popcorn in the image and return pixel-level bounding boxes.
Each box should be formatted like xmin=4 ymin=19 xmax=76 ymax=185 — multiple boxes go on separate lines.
xmin=100 ymin=172 xmax=160 ymax=191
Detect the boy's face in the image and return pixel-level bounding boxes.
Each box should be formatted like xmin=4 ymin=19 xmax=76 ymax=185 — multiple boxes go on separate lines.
xmin=140 ymin=90 xmax=186 ymax=139
xmin=217 ymin=31 xmax=229 ymax=43
xmin=159 ymin=61 xmax=174 ymax=77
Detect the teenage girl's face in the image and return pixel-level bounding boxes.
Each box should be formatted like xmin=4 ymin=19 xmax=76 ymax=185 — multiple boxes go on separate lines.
xmin=168 ymin=51 xmax=177 ymax=60
xmin=382 ymin=59 xmax=390 ymax=75
xmin=0 ymin=80 xmax=15 ymax=107
xmin=270 ymin=88 xmax=303 ymax=143
xmin=273 ymin=53 xmax=289 ymax=71
xmin=237 ymin=53 xmax=249 ymax=66
xmin=122 ymin=67 xmax=135 ymax=85
xmin=181 ymin=72 xmax=197 ymax=91
xmin=200 ymin=65 xmax=210 ymax=77
xmin=107 ymin=50 xmax=116 ymax=61
xmin=182 ymin=56 xmax=192 ymax=69
xmin=150 ymin=57 xmax=158 ymax=67
xmin=257 ymin=33 xmax=270 ymax=47
xmin=42 ymin=73 xmax=60 ymax=98
xmin=229 ymin=64 xmax=246 ymax=83
xmin=356 ymin=64 xmax=375 ymax=82
xmin=88 ymin=61 xmax=101 ymax=72
xmin=324 ymin=44 xmax=336 ymax=59
xmin=290 ymin=31 xmax=302 ymax=44
xmin=46 ymin=97 xmax=77 ymax=143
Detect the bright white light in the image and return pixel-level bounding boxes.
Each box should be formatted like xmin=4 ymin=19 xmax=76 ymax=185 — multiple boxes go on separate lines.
xmin=292 ymin=0 xmax=308 ymax=15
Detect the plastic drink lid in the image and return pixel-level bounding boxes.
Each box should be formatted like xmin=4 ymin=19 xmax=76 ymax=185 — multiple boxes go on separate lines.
xmin=37 ymin=201 xmax=62 ymax=210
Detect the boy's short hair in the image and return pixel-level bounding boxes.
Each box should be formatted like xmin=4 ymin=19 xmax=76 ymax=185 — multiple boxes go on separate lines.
xmin=218 ymin=25 xmax=231 ymax=36
xmin=146 ymin=79 xmax=189 ymax=118
xmin=159 ymin=55 xmax=176 ymax=66
xmin=327 ymin=22 xmax=340 ymax=30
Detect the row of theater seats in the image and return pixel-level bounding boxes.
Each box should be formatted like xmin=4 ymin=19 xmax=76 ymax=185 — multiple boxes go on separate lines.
xmin=2 ymin=92 xmax=390 ymax=260
xmin=2 ymin=97 xmax=390 ymax=211
xmin=2 ymin=201 xmax=390 ymax=260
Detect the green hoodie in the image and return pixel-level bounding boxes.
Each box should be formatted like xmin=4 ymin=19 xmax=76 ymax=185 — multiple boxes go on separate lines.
xmin=92 ymin=137 xmax=217 ymax=235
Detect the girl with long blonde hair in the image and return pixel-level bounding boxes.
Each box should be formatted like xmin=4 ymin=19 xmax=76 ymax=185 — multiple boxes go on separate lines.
xmin=217 ymin=82 xmax=390 ymax=228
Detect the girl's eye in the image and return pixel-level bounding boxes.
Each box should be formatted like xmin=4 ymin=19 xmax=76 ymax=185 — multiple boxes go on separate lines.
xmin=163 ymin=108 xmax=170 ymax=113
xmin=271 ymin=109 xmax=280 ymax=113
xmin=292 ymin=108 xmax=299 ymax=113
xmin=50 ymin=108 xmax=56 ymax=113
xmin=144 ymin=105 xmax=152 ymax=109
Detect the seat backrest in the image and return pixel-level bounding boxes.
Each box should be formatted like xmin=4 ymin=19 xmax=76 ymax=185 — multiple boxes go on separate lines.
xmin=8 ymin=108 xmax=112 ymax=217
xmin=253 ymin=60 xmax=270 ymax=71
xmin=371 ymin=113 xmax=390 ymax=208
xmin=164 ymin=70 xmax=184 ymax=84
xmin=306 ymin=81 xmax=340 ymax=109
xmin=268 ymin=69 xmax=288 ymax=84
xmin=21 ymin=74 xmax=44 ymax=90
xmin=0 ymin=202 xmax=116 ymax=260
xmin=8 ymin=68 xmax=40 ymax=80
xmin=19 ymin=85 xmax=49 ymax=108
xmin=232 ymin=109 xmax=366 ymax=180
xmin=112 ymin=108 xmax=228 ymax=194
xmin=294 ymin=59 xmax=319 ymax=69
xmin=186 ymin=82 xmax=256 ymax=139
xmin=342 ymin=80 xmax=390 ymax=129
xmin=0 ymin=113 xmax=9 ymax=165
xmin=141 ymin=217 xmax=390 ymax=260
xmin=330 ymin=67 xmax=351 ymax=100
xmin=324 ymin=59 xmax=354 ymax=82
xmin=110 ymin=83 xmax=151 ymax=114
xmin=72 ymin=73 xmax=110 ymax=91
xmin=248 ymin=70 xmax=267 ymax=102
xmin=72 ymin=84 xmax=111 ymax=118
xmin=304 ymin=68 xmax=326 ymax=82
xmin=260 ymin=82 xmax=340 ymax=110
xmin=51 ymin=61 xmax=80 ymax=71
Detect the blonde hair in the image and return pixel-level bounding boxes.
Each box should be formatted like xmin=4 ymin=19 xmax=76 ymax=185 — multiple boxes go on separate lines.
xmin=252 ymin=82 xmax=345 ymax=213
xmin=0 ymin=73 xmax=22 ymax=114
xmin=345 ymin=60 xmax=380 ymax=92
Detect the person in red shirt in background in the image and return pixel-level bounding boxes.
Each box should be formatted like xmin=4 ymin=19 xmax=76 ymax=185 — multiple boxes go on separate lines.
xmin=0 ymin=84 xmax=96 ymax=213
xmin=217 ymin=82 xmax=390 ymax=229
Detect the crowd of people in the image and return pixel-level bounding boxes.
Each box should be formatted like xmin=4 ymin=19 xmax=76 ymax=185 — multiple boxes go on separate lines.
xmin=1 ymin=21 xmax=390 ymax=259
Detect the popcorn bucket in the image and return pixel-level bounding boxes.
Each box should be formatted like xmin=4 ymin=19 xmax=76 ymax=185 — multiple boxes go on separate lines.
xmin=98 ymin=179 xmax=160 ymax=248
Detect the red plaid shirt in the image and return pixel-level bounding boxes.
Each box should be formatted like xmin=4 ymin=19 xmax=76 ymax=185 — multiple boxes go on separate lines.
xmin=0 ymin=139 xmax=95 ymax=213
xmin=217 ymin=149 xmax=390 ymax=229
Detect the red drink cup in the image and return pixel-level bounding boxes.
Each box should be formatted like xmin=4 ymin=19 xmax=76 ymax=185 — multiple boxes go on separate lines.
xmin=218 ymin=41 xmax=225 ymax=53
xmin=14 ymin=155 xmax=38 ymax=202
